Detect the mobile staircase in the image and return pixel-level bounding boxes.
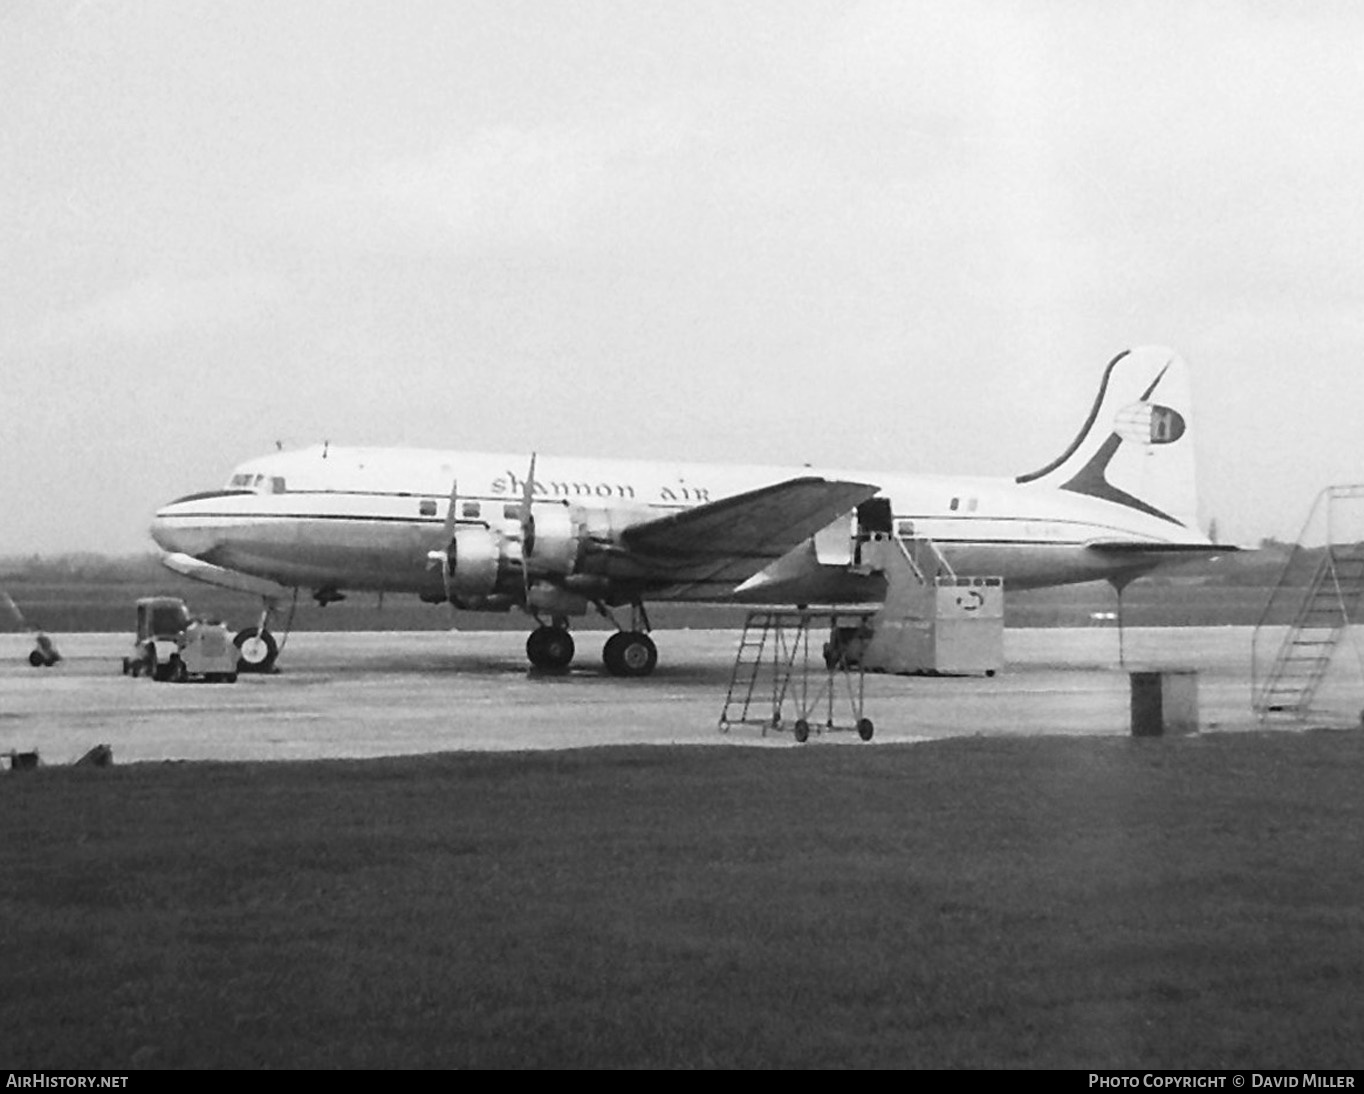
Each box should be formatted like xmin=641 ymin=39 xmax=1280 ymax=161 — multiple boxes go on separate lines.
xmin=1252 ymin=485 xmax=1364 ymax=723
xmin=853 ymin=531 xmax=1003 ymax=676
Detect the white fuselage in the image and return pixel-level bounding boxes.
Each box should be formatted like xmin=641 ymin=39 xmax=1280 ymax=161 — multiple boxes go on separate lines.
xmin=150 ymin=444 xmax=1209 ymax=604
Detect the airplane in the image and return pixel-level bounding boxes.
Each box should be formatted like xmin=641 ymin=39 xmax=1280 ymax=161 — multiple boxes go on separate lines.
xmin=149 ymin=345 xmax=1220 ymax=676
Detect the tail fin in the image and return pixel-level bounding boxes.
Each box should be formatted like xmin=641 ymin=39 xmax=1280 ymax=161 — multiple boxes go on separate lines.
xmin=1016 ymin=346 xmax=1198 ymax=531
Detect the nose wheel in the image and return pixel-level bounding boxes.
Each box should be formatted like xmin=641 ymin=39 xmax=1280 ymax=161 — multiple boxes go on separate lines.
xmin=234 ymin=626 xmax=279 ymax=673
xmin=602 ymin=631 xmax=657 ymax=677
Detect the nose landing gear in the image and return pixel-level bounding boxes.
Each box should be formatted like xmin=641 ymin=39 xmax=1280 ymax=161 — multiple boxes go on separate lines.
xmin=233 ymin=625 xmax=279 ymax=673
xmin=234 ymin=595 xmax=292 ymax=674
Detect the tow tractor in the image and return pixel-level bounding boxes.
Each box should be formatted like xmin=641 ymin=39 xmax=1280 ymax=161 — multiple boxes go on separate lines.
xmin=122 ymin=596 xmax=238 ymax=683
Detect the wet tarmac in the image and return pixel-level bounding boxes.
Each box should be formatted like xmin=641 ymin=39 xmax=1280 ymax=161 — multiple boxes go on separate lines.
xmin=0 ymin=626 xmax=1355 ymax=764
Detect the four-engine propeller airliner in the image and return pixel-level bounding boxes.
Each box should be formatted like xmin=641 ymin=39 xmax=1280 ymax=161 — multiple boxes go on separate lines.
xmin=150 ymin=346 xmax=1219 ymax=676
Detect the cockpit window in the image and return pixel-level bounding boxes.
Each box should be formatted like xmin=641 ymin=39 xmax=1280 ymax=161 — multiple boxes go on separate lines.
xmin=225 ymin=473 xmax=287 ymax=493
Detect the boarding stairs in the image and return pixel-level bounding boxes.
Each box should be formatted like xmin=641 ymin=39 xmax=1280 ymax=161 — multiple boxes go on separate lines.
xmin=856 ymin=531 xmax=1004 ymax=676
xmin=891 ymin=530 xmax=956 ymax=584
xmin=1252 ymin=485 xmax=1364 ymax=722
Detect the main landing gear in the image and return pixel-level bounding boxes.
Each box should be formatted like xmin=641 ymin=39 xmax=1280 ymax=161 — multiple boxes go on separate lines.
xmin=522 ymin=604 xmax=659 ymax=677
xmin=602 ymin=630 xmax=657 ymax=677
xmin=526 ymin=624 xmax=575 ymax=671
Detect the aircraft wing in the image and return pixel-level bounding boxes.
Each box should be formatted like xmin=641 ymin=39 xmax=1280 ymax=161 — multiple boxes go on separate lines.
xmin=616 ymin=476 xmax=880 ymax=596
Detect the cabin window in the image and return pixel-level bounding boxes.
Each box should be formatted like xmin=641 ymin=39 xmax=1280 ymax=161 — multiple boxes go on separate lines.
xmin=269 ymin=477 xmax=286 ymax=494
xmin=949 ymin=497 xmax=960 ymax=511
xmin=504 ymin=504 xmax=520 ymax=520
xmin=461 ymin=501 xmax=481 ymax=518
xmin=419 ymin=500 xmax=437 ymax=517
xmin=967 ymin=497 xmax=979 ymax=512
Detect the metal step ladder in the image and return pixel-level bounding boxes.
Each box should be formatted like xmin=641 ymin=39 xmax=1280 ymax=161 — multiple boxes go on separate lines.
xmin=718 ymin=609 xmax=875 ymax=742
xmin=1253 ymin=485 xmax=1364 ymax=721
xmin=720 ymin=612 xmax=783 ymax=730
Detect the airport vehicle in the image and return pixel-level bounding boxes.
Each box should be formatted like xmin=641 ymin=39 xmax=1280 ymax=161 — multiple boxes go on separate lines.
xmin=175 ymin=619 xmax=239 ymax=683
xmin=150 ymin=346 xmax=1220 ymax=676
xmin=123 ymin=596 xmax=191 ymax=681
xmin=122 ymin=597 xmax=239 ymax=682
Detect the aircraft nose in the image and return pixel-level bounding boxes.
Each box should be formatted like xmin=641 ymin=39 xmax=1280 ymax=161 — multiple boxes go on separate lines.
xmin=149 ymin=509 xmax=177 ymax=552
xmin=149 ymin=497 xmax=219 ymax=557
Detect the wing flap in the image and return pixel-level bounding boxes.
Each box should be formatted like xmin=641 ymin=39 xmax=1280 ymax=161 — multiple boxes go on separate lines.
xmin=618 ymin=477 xmax=879 ymax=593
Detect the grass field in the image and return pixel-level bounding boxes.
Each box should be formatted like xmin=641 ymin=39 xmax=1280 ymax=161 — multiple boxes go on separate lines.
xmin=4 ymin=732 xmax=1363 ymax=1069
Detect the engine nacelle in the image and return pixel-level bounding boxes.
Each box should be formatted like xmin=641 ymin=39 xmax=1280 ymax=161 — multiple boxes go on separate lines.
xmin=526 ymin=505 xmax=582 ymax=577
xmin=447 ymin=525 xmax=502 ymax=597
xmin=439 ymin=501 xmax=605 ymax=608
xmin=438 ymin=505 xmax=593 ymax=607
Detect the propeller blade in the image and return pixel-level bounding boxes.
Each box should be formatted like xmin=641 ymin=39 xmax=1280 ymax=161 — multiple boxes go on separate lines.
xmin=431 ymin=478 xmax=459 ymax=604
xmin=443 ymin=478 xmax=460 ymax=541
xmin=520 ymin=454 xmax=537 ymax=594
xmin=520 ymin=453 xmax=536 ymax=548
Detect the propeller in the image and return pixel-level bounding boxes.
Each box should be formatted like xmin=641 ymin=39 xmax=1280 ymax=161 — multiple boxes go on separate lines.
xmin=519 ymin=453 xmax=537 ymax=603
xmin=426 ymin=478 xmax=460 ymax=606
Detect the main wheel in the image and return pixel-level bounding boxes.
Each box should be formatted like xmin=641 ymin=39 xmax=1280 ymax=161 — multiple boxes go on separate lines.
xmin=602 ymin=631 xmax=658 ymax=677
xmin=526 ymin=626 xmax=575 ymax=670
xmin=28 ymin=649 xmax=45 ymax=668
xmin=857 ymin=718 xmax=874 ymax=742
xmin=794 ymin=719 xmax=810 ymax=743
xmin=234 ymin=627 xmax=279 ymax=673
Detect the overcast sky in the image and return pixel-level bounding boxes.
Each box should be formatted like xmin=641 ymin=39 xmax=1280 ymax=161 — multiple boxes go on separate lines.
xmin=3 ymin=0 xmax=1362 ymax=555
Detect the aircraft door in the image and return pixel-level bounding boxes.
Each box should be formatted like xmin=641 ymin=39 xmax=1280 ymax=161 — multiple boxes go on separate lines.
xmin=856 ymin=497 xmax=893 ymax=536
xmin=854 ymin=497 xmax=894 ymax=565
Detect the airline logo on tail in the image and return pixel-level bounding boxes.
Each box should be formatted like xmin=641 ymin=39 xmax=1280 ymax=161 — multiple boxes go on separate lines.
xmin=1017 ymin=348 xmax=1199 ymax=531
xmin=1063 ymin=361 xmax=1185 ymax=525
xmin=1114 ymin=402 xmax=1185 ymax=446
